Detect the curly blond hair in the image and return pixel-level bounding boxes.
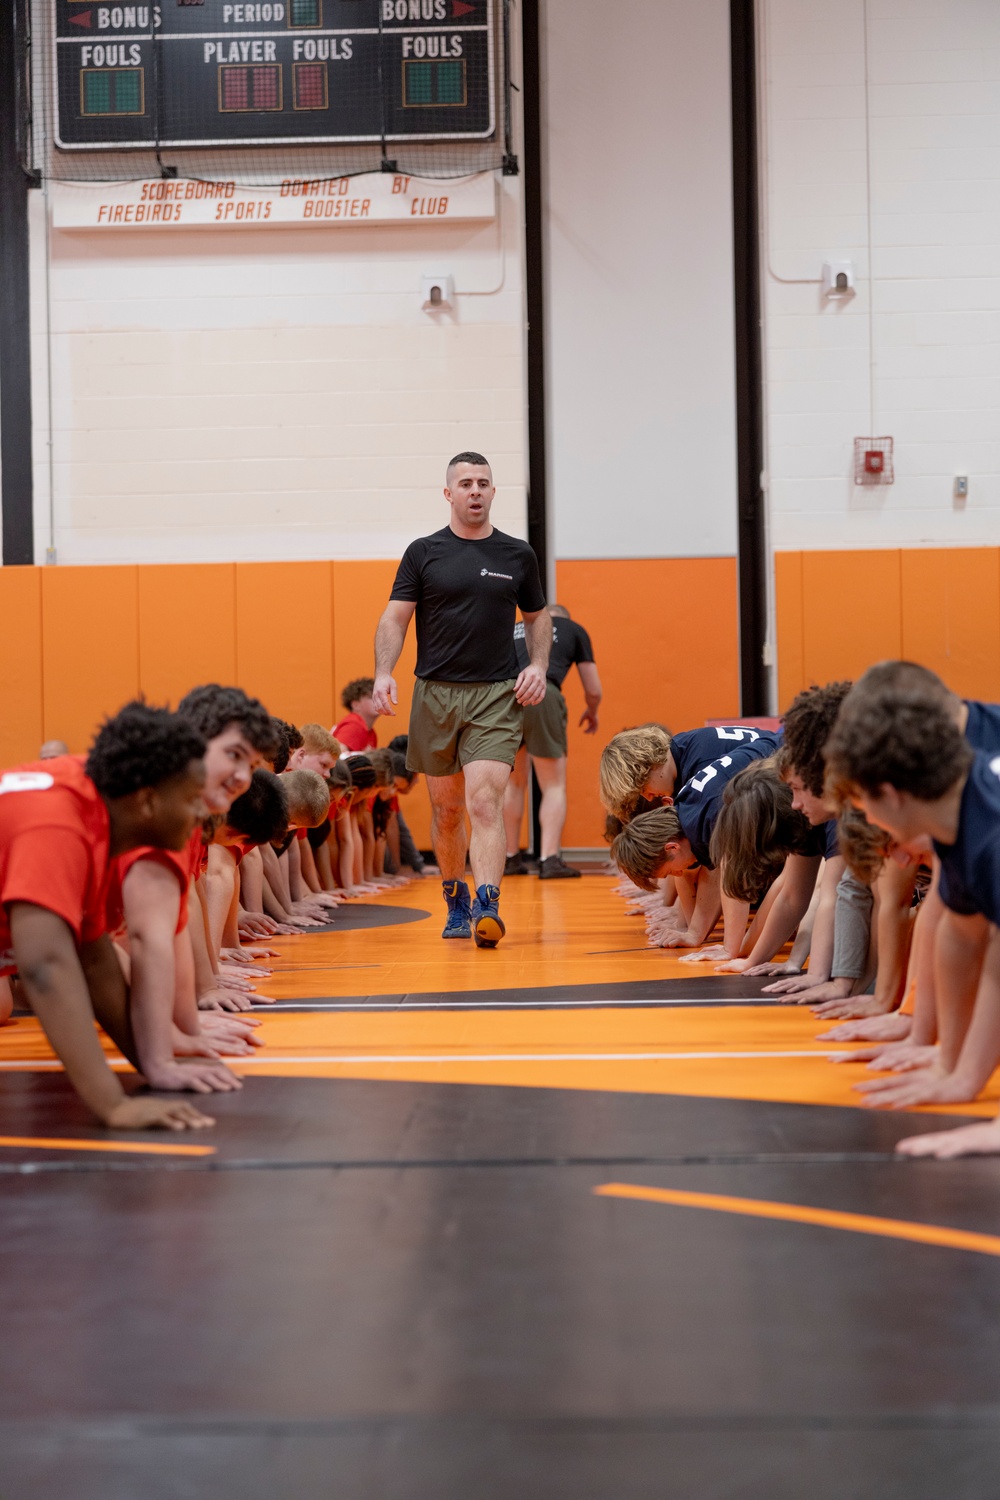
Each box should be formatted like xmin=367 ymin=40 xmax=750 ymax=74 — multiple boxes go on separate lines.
xmin=599 ymin=726 xmax=673 ymax=822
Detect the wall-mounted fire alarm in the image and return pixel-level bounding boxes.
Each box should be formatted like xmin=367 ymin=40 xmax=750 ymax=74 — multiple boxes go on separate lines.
xmin=854 ymin=436 xmax=894 ymax=485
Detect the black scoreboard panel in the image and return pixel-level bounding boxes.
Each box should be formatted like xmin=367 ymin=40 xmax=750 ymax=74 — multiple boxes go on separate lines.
xmin=55 ymin=0 xmax=495 ymax=148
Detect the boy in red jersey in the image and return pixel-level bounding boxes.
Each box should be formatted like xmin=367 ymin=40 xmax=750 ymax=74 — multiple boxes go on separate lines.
xmin=334 ymin=678 xmax=379 ymax=752
xmin=107 ymin=685 xmax=277 ymax=1070
xmin=1 ymin=702 xmax=212 ymax=1131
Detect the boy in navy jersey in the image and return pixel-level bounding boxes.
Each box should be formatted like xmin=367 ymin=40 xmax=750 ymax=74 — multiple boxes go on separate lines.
xmin=609 ymin=735 xmax=779 ymax=952
xmin=600 ymin=723 xmax=768 ymax=827
xmin=824 ymin=678 xmax=1000 ymax=1157
xmin=821 ymin=662 xmax=1000 ymax=1052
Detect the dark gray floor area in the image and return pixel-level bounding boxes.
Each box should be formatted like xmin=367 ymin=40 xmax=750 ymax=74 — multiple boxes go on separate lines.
xmin=3 ymin=1076 xmax=1000 ymax=1497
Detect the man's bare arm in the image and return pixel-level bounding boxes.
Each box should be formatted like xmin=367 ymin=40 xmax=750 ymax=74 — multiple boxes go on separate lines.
xmin=576 ymin=660 xmax=603 ymax=734
xmin=515 ymin=608 xmax=552 ymax=707
xmin=373 ymin=600 xmax=416 ymax=716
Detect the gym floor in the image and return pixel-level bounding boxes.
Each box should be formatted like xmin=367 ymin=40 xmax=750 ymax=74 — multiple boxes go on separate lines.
xmin=3 ymin=876 xmax=1000 ymax=1499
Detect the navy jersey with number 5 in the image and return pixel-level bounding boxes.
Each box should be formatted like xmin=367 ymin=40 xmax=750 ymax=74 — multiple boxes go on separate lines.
xmin=674 ymin=733 xmax=782 ymax=869
xmin=670 ymin=726 xmax=768 ymax=790
xmin=933 ymin=751 xmax=1000 ymax=926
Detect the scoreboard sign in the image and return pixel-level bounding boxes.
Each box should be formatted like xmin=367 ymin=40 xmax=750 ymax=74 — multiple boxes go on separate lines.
xmin=54 ymin=0 xmax=496 ymax=149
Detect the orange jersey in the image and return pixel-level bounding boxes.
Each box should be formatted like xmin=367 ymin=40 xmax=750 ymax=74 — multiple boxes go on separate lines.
xmin=0 ymin=756 xmax=111 ymax=974
xmin=106 ymin=824 xmax=204 ymax=937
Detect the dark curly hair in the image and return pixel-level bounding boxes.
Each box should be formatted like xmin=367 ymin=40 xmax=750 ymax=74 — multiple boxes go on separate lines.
xmin=226 ymin=769 xmax=289 ymax=847
xmin=825 ymin=674 xmax=971 ymax=800
xmin=86 ymin=701 xmax=205 ymax=801
xmin=177 ymin=684 xmax=277 ymax=757
xmin=340 ymin=677 xmax=375 ymax=712
xmin=268 ymin=717 xmax=302 ymax=774
xmin=781 ymin=682 xmax=854 ymax=797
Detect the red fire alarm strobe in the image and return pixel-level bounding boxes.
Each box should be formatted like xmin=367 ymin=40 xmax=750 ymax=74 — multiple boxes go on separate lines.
xmin=854 ymin=436 xmax=894 ymax=486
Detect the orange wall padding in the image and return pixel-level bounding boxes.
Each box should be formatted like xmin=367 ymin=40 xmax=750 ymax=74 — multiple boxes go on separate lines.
xmin=0 ymin=561 xmax=433 ymax=851
xmin=776 ymin=548 xmax=1000 ymax=709
xmin=555 ymin=557 xmax=741 ymax=849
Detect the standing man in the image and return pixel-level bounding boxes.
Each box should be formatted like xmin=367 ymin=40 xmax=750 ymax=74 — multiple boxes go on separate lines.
xmin=372 ymin=452 xmax=551 ymax=948
xmin=503 ymin=604 xmax=603 ymax=878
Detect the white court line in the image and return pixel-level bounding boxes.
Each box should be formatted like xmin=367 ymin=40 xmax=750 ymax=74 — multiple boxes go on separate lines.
xmin=258 ymin=996 xmax=778 ymax=1011
xmin=0 ymin=1049 xmax=852 ymax=1071
xmin=232 ymin=1049 xmax=844 ymax=1065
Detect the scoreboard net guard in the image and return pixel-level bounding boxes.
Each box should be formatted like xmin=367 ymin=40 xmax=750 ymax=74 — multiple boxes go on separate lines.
xmin=54 ymin=0 xmax=497 ymax=150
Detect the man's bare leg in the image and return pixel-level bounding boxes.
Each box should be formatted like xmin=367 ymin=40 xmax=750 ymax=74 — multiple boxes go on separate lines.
xmin=426 ymin=772 xmax=469 ymax=881
xmin=464 ymin=758 xmax=512 ymax=891
xmin=533 ymin=755 xmax=568 ymax=860
xmin=502 ymin=746 xmax=529 ymax=857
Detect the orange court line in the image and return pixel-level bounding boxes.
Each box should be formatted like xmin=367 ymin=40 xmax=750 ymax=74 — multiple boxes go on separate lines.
xmin=0 ymin=1135 xmax=216 ymax=1157
xmin=595 ymin=1183 xmax=1000 ymax=1259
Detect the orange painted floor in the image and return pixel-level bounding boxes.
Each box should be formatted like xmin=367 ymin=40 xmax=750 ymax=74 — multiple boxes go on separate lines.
xmin=2 ymin=874 xmax=997 ymax=1120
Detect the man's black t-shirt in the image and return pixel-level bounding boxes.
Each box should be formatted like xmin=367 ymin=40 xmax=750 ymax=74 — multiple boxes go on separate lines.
xmin=513 ymin=616 xmax=594 ymax=688
xmin=391 ymin=527 xmax=546 ymax=683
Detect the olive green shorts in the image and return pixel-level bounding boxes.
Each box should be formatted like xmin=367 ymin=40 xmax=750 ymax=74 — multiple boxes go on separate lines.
xmin=407 ymin=678 xmax=524 ymax=778
xmin=522 ymin=683 xmax=568 ymax=759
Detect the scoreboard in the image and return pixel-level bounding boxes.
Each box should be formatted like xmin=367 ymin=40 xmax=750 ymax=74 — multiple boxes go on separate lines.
xmin=54 ymin=0 xmax=496 ymax=148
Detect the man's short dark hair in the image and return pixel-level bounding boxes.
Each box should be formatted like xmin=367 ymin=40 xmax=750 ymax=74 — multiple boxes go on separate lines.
xmin=781 ymin=682 xmax=853 ymax=798
xmin=341 ymin=677 xmax=374 ymax=712
xmin=177 ymin=684 xmax=277 ymax=757
xmin=226 ymin=770 xmax=289 ymax=847
xmin=824 ymin=684 xmax=971 ymax=800
xmin=447 ymin=451 xmax=491 ymax=477
xmin=86 ymin=701 xmax=205 ymax=801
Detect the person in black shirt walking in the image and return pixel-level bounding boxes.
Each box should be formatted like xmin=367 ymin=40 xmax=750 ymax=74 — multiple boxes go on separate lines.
xmin=372 ymin=453 xmax=552 ymax=947
xmin=503 ymin=606 xmax=603 ymax=879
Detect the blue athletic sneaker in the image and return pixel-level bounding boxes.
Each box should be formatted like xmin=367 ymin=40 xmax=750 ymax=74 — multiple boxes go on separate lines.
xmin=471 ymin=884 xmax=505 ymax=949
xmin=441 ymin=879 xmax=472 ymax=939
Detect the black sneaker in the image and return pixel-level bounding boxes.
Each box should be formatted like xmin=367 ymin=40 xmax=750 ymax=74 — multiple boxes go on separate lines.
xmin=504 ymin=851 xmax=530 ymax=876
xmin=538 ymin=855 xmax=581 ymax=880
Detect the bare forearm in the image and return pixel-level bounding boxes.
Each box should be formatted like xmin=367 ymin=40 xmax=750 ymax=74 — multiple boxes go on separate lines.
xmin=288 ymin=839 xmax=307 ymax=902
xmin=299 ymin=839 xmax=323 ymax=894
xmin=935 ymin=913 xmax=988 ymax=1070
xmin=523 ymin=612 xmax=552 ymax=673
xmin=240 ymin=847 xmax=265 ymax=914
xmin=951 ymin=930 xmax=1000 ymax=1094
xmin=721 ymin=895 xmax=750 ymax=959
xmin=12 ymin=910 xmax=126 ymax=1122
xmin=375 ymin=613 xmax=407 ymax=679
xmin=129 ymin=930 xmax=179 ymax=1072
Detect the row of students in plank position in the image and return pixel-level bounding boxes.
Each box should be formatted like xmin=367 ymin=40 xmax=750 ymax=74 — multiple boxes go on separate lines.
xmin=0 ymin=677 xmax=424 ymax=1132
xmin=601 ymin=660 xmax=1000 ymax=1160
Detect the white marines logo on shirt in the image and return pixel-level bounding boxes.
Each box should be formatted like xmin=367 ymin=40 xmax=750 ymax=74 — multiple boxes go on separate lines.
xmin=481 ymin=568 xmax=514 ymax=581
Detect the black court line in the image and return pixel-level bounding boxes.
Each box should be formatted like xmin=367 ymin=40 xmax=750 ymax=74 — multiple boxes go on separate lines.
xmin=283 ymin=904 xmax=430 ymax=934
xmin=252 ymin=973 xmax=782 ymax=1011
xmin=0 ymin=1150 xmax=936 ymax=1176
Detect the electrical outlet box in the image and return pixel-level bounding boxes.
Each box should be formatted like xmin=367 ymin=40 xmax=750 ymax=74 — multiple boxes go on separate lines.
xmin=822 ymin=261 xmax=856 ymax=298
xmin=955 ymin=474 xmax=969 ymax=501
xmin=421 ymin=274 xmax=454 ymax=312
